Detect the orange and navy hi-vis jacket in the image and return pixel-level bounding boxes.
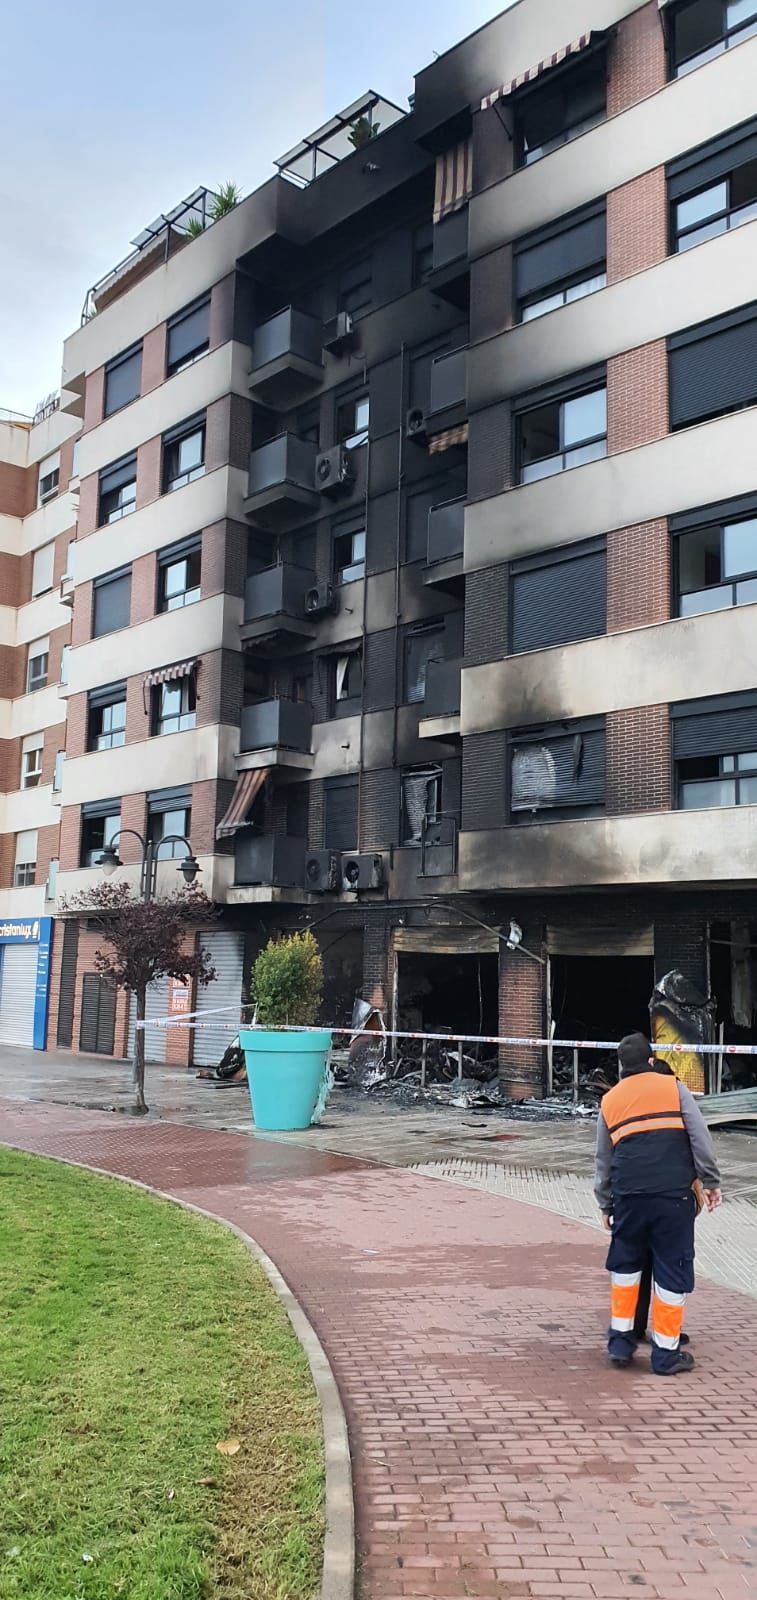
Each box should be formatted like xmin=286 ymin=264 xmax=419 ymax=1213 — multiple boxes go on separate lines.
xmin=600 ymin=1071 xmax=696 ymax=1197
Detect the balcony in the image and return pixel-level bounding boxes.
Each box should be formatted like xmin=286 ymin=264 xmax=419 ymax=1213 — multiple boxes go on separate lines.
xmin=249 ymin=308 xmax=323 ymax=405
xmin=419 ymin=658 xmax=461 ymax=740
xmin=424 ymin=496 xmax=465 ymax=591
xmin=239 ymin=698 xmax=314 ymax=769
xmin=241 ymin=563 xmax=317 ymax=650
xmin=234 ymin=832 xmax=306 ymax=888
xmin=244 ymin=434 xmax=318 ymax=529
xmin=429 ymin=347 xmax=467 ymax=416
xmin=429 ymin=207 xmax=470 ymax=308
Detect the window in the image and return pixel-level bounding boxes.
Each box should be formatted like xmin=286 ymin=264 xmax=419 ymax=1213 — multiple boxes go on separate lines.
xmin=27 ymin=637 xmax=49 ymax=693
xmin=37 ymin=453 xmax=59 ymax=506
xmin=518 ymin=382 xmax=607 ymax=484
xmin=167 ymin=296 xmax=210 ymax=376
xmin=147 ymin=790 xmax=192 ymax=860
xmin=337 ymin=257 xmax=372 ymax=316
xmin=153 ymin=674 xmax=196 ymax=736
xmin=104 ymin=342 xmax=142 ymax=416
xmin=163 ymin=415 xmax=205 ymax=492
xmin=413 ymin=223 xmax=434 ymax=287
xmin=98 ymin=453 xmax=137 ymax=525
xmin=45 ymin=858 xmax=58 ymax=901
xmin=158 ymin=538 xmax=201 ymax=611
xmin=87 ymin=683 xmax=127 ymax=751
xmin=21 ymin=733 xmax=44 ymax=790
xmin=676 ymin=509 xmax=757 ymax=615
xmin=324 ymin=775 xmax=358 ymax=850
xmin=332 ymin=649 xmax=363 ymax=716
xmin=515 ymin=203 xmax=607 ymax=322
xmin=336 ymin=394 xmax=369 ymax=450
xmin=59 ymin=644 xmax=70 ymax=686
xmin=401 ymin=765 xmax=441 ymax=844
xmin=405 ymin=622 xmax=444 ymax=704
xmin=669 ymin=119 xmax=757 ymax=250
xmin=333 ymin=524 xmax=366 ymax=583
xmin=510 ymin=538 xmax=607 ymax=653
xmin=509 ymin=719 xmax=606 ymax=820
xmin=80 ymin=805 xmax=120 ymax=869
xmin=53 ymin=750 xmax=65 ymax=793
xmin=63 ymin=540 xmax=76 ymax=581
xmin=673 ymin=691 xmax=757 ymax=807
xmin=668 ymin=302 xmax=757 ymax=429
xmin=31 ymin=542 xmax=55 ymax=597
xmin=93 ymin=567 xmax=131 ymax=638
xmin=669 ymin=0 xmax=757 ymax=77
xmin=14 ymin=830 xmax=37 ymax=887
xmin=517 ymin=56 xmax=606 ymax=167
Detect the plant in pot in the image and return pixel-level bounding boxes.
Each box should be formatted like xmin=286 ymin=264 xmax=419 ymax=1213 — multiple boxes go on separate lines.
xmin=347 ymin=115 xmax=380 ymax=150
xmin=240 ymin=931 xmax=332 ymax=1131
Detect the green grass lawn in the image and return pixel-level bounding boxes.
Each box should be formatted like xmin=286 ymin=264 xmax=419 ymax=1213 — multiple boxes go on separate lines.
xmin=0 ymin=1149 xmax=323 ymax=1600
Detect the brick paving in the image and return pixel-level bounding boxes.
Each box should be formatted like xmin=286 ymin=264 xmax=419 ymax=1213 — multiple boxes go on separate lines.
xmin=3 ymin=1098 xmax=757 ymax=1599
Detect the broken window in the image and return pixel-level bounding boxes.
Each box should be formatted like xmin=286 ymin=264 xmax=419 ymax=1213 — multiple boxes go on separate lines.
xmin=332 ymin=649 xmax=363 ymax=716
xmin=518 ymin=383 xmax=607 ymax=484
xmin=517 ymin=55 xmax=606 ymax=166
xmin=669 ymin=0 xmax=757 ymax=78
xmin=404 ymin=622 xmax=445 ymax=704
xmin=676 ymin=512 xmax=757 ymax=615
xmin=510 ymin=720 xmax=605 ymax=819
xmin=401 ymin=765 xmax=442 ymax=844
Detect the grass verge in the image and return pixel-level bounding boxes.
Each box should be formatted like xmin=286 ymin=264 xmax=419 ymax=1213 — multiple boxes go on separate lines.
xmin=0 ymin=1148 xmax=323 ymax=1600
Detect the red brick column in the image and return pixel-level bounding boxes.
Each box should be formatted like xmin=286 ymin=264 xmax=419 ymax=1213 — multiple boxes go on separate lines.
xmin=607 ymin=520 xmax=670 ymax=632
xmin=607 ymin=167 xmax=668 ymax=283
xmin=606 ymin=705 xmax=671 ymax=814
xmin=498 ymin=927 xmax=546 ymax=1100
xmin=608 ymin=1 xmax=666 ymax=117
xmin=607 ymin=339 xmax=668 ymax=454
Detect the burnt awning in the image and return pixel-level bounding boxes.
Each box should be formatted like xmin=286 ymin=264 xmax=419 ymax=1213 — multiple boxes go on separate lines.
xmin=143 ymin=657 xmax=198 ymax=689
xmin=428 ymin=422 xmax=469 ymax=455
xmin=433 ymin=137 xmax=473 ymax=224
xmin=481 ymin=32 xmax=606 ymax=110
xmin=216 ymin=767 xmax=268 ymax=839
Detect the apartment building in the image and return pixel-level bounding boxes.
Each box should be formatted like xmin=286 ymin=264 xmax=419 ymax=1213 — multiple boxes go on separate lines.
xmin=5 ymin=0 xmax=757 ymax=1091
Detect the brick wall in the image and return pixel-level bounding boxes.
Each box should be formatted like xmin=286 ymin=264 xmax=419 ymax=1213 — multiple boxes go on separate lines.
xmin=201 ymin=519 xmax=247 ymax=600
xmin=141 ymin=325 xmax=167 ymax=394
xmin=498 ymin=929 xmax=545 ymax=1098
xmin=190 ymin=778 xmax=220 ymax=855
xmin=607 ymin=339 xmax=668 ymax=454
xmin=0 ymin=737 xmax=21 ymax=793
xmin=136 ymin=435 xmax=161 ymax=509
xmin=71 ymin=582 xmax=93 ymax=647
xmin=0 ymin=552 xmax=20 ymax=608
xmin=607 ymin=167 xmax=668 ymax=283
xmin=35 ymin=823 xmax=60 ymax=888
xmin=131 ymin=551 xmax=157 ymax=624
xmin=0 ymin=459 xmax=34 ymax=517
xmin=0 ymin=644 xmax=25 ymax=699
xmin=77 ymin=473 xmax=98 ymax=538
xmin=205 ymin=394 xmax=252 ymax=474
xmin=606 ymin=704 xmax=671 ymax=814
xmin=48 ymin=623 xmax=71 ymax=688
xmin=41 ymin=726 xmax=62 ymax=785
xmin=608 ymin=1 xmax=666 ymax=118
xmin=125 ymin=676 xmax=150 ymax=743
xmin=83 ymin=368 xmax=105 ymax=433
xmin=60 ymin=433 xmax=78 ymax=490
xmin=607 ymin=519 xmax=670 ymax=632
xmin=59 ymin=806 xmax=81 ymax=872
xmin=209 ymin=275 xmax=235 ymax=350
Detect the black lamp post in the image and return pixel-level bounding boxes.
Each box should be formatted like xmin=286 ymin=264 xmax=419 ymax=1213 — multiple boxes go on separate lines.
xmin=99 ymin=828 xmax=200 ymax=901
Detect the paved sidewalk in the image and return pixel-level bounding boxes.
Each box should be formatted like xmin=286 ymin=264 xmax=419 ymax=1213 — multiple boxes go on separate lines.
xmin=3 ymin=1099 xmax=757 ymax=1600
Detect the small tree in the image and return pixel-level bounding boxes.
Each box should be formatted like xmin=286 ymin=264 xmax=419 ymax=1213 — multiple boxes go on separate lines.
xmin=348 ymin=116 xmax=380 ymax=150
xmin=210 ymin=181 xmax=241 ymax=221
xmin=65 ymin=882 xmax=218 ymax=1113
xmin=252 ymin=930 xmax=323 ymax=1028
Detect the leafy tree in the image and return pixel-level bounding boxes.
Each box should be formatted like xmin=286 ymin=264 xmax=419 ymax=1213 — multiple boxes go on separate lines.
xmin=251 ymin=930 xmax=323 ymax=1028
xmin=64 ymin=883 xmax=218 ymax=1113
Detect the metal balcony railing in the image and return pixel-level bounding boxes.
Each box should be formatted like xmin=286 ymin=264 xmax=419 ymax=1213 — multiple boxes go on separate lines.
xmin=240 ymin=698 xmax=313 ymax=753
xmin=243 ymin=563 xmax=315 ymax=625
xmin=432 ymin=205 xmax=468 ymax=271
xmin=423 ymin=658 xmax=461 ymax=719
xmin=247 ymin=434 xmax=318 ymax=499
xmin=251 ymin=307 xmax=323 ymax=374
xmin=427 ymin=497 xmax=465 ymax=565
xmin=429 ymin=346 xmax=467 ymax=413
xmin=234 ymin=832 xmax=306 ymax=887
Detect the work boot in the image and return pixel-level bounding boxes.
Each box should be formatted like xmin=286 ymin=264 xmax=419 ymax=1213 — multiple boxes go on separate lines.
xmin=636 ymin=1330 xmax=690 ymax=1346
xmin=607 ymin=1331 xmax=636 ymax=1366
xmin=652 ymin=1349 xmax=695 ymax=1376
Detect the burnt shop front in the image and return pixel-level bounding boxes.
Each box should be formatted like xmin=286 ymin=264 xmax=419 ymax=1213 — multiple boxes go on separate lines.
xmin=0 ymin=917 xmax=53 ymax=1049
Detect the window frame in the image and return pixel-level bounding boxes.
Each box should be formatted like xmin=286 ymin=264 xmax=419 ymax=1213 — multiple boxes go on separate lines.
xmin=13 ymin=829 xmax=37 ymax=887
xmin=166 ymin=295 xmax=211 ymax=377
xmin=517 ymin=380 xmax=608 ymax=484
xmin=676 ymin=749 xmax=757 ymax=809
xmin=157 ymin=537 xmax=202 ymax=612
xmin=103 ymin=341 xmax=142 ymax=417
xmin=335 ymin=392 xmax=370 ymax=451
xmin=332 ymin=521 xmax=366 ymax=584
xmin=400 ymin=763 xmax=442 ymax=845
xmin=26 ymin=637 xmax=49 ymax=693
xmin=147 ymin=788 xmax=192 ymax=860
xmin=669 ymin=0 xmax=757 ymax=77
xmin=87 ymin=683 xmax=127 ymax=752
xmin=515 ymin=53 xmax=607 ymax=168
xmin=80 ymin=805 xmax=121 ymax=869
xmin=162 ymin=415 xmax=206 ymax=494
xmin=330 ymin=648 xmax=363 ymax=718
xmin=507 ymin=716 xmax=606 ymax=823
xmin=31 ymin=542 xmax=55 ymax=598
xmin=152 ymin=674 xmax=197 ymax=737
xmin=671 ymin=168 xmax=757 ymax=251
xmin=404 ymin=620 xmax=445 ymax=706
xmin=98 ymin=453 xmax=137 ymax=527
xmin=21 ymin=735 xmax=44 ymax=790
xmin=674 ymin=508 xmax=757 ymax=615
xmin=92 ymin=566 xmax=132 ymax=640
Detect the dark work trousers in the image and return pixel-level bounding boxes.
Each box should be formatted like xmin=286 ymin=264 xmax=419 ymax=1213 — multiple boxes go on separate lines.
xmin=606 ymin=1191 xmax=696 ymax=1374
xmin=634 ymin=1258 xmax=653 ymax=1341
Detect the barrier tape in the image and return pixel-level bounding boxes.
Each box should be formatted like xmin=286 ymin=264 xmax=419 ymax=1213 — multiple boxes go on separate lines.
xmin=133 ymin=1018 xmax=757 ymax=1055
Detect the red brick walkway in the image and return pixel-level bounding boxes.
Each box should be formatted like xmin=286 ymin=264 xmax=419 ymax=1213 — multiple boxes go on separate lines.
xmin=2 ymin=1099 xmax=757 ymax=1600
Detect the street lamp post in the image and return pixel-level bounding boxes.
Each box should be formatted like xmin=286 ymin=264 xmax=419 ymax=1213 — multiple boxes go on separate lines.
xmin=98 ymin=829 xmax=200 ymax=900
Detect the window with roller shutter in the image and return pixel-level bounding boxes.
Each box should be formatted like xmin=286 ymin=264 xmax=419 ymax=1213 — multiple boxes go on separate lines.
xmin=510 ymin=538 xmax=606 ymax=653
xmin=668 ymin=301 xmax=757 ymax=429
xmin=324 ymin=776 xmax=358 ymax=850
xmin=509 ymin=718 xmax=605 ymax=822
xmin=673 ymin=690 xmax=757 ymax=808
xmin=514 ymin=202 xmax=606 ymax=323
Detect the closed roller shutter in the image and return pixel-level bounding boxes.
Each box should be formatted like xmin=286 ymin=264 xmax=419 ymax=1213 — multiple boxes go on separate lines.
xmin=80 ymin=975 xmax=117 ymax=1056
xmin=127 ymin=977 xmax=169 ymax=1063
xmin=0 ymin=945 xmax=37 ymax=1047
xmin=193 ymin=931 xmax=244 ymax=1067
xmin=324 ymin=778 xmax=359 ymax=850
xmin=514 ymin=204 xmax=605 ymax=301
xmin=667 ymin=117 xmax=757 ymax=202
xmin=672 ymin=693 xmax=757 ymax=760
xmin=669 ymin=303 xmax=757 ymax=430
xmin=511 ymin=726 xmax=605 ymax=811
xmin=56 ymin=920 xmax=79 ymax=1047
xmin=511 ymin=539 xmax=606 ymax=653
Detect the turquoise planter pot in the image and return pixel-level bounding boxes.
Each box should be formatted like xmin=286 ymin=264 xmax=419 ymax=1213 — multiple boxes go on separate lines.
xmin=240 ymin=1028 xmax=332 ymax=1131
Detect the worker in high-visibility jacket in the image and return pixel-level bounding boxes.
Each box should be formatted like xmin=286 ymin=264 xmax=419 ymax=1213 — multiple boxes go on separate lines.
xmin=594 ymin=1031 xmax=722 ymax=1376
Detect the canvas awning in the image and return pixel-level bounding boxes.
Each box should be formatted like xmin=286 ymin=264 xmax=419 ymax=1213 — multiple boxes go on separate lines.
xmin=481 ymin=31 xmax=606 ymax=110
xmin=143 ymin=657 xmax=198 ymax=689
xmin=428 ymin=422 xmax=469 ymax=454
xmin=433 ymin=137 xmax=473 ymax=224
xmin=216 ymin=768 xmax=269 ymax=839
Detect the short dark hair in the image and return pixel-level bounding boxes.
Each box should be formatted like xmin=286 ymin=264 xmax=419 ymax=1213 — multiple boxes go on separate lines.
xmin=618 ymin=1032 xmax=652 ymax=1074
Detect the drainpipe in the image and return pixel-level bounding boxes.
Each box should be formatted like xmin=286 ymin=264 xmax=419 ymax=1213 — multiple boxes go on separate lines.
xmin=357 ymin=354 xmax=370 ymax=851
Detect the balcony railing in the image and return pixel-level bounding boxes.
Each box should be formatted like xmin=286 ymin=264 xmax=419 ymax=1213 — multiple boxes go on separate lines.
xmin=240 ymin=698 xmax=313 ymax=753
xmin=432 ymin=206 xmax=468 ymax=271
xmin=244 ymin=563 xmax=316 ymax=628
xmin=251 ymin=307 xmax=323 ymax=376
xmin=234 ymin=832 xmax=306 ymax=888
xmin=245 ymin=434 xmax=319 ymax=522
xmin=427 ymin=497 xmax=465 ymax=566
xmin=429 ymin=347 xmax=466 ymax=414
xmin=423 ymin=658 xmax=461 ymax=719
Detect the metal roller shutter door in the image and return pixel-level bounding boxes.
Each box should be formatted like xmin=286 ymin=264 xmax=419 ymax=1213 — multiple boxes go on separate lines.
xmin=0 ymin=945 xmax=37 ymax=1047
xmin=127 ymin=977 xmax=169 ymax=1063
xmin=193 ymin=931 xmax=244 ymax=1067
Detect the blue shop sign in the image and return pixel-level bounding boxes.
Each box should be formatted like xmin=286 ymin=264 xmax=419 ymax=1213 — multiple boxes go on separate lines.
xmin=0 ymin=917 xmax=54 ymax=1050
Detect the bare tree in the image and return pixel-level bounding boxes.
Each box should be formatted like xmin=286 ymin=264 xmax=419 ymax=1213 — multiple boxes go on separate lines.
xmin=64 ymin=883 xmax=218 ymax=1112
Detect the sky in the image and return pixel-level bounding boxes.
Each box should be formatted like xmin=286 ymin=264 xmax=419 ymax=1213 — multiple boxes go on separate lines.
xmin=0 ymin=0 xmax=514 ymax=415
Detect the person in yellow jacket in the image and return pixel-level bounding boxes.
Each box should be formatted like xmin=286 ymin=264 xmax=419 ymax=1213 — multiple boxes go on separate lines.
xmin=594 ymin=1032 xmax=722 ymax=1376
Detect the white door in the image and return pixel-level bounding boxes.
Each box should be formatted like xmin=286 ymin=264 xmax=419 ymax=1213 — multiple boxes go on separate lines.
xmin=0 ymin=945 xmax=37 ymax=1047
xmin=193 ymin=931 xmax=244 ymax=1066
xmin=127 ymin=976 xmax=169 ymax=1063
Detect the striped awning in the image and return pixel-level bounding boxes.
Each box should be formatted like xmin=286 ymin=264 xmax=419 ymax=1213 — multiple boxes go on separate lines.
xmin=481 ymin=32 xmax=603 ymax=110
xmin=216 ymin=768 xmax=268 ymax=839
xmin=428 ymin=422 xmax=469 ymax=455
xmin=143 ymin=658 xmax=198 ymax=689
xmin=433 ymin=138 xmax=472 ymax=224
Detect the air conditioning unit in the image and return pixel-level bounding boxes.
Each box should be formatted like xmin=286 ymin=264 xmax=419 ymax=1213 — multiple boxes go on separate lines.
xmin=406 ymin=406 xmax=428 ymax=444
xmin=304 ymin=850 xmax=341 ymax=893
xmin=322 ymin=311 xmax=354 ymax=354
xmin=315 ymin=446 xmax=353 ymax=495
xmin=342 ymin=852 xmax=385 ymax=892
xmin=304 ymin=583 xmax=338 ymax=618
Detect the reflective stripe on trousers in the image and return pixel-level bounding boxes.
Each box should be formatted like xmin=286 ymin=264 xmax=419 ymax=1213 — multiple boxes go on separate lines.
xmin=651 ymin=1279 xmax=685 ymax=1351
xmin=610 ymin=1270 xmax=642 ymax=1333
